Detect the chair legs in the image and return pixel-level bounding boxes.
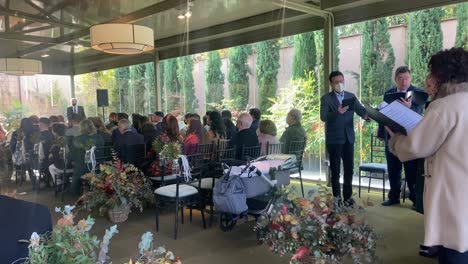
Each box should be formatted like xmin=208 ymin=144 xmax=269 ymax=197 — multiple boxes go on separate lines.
xmin=174 ymin=200 xmax=179 ymax=240
xmin=155 ymin=203 xmax=160 ymax=232
xmin=383 ymin=172 xmax=386 ymax=201
xmin=180 ymin=206 xmax=184 ymax=225
xmin=358 ymin=169 xmax=362 ymax=198
xmin=299 ymin=170 xmax=304 ymax=198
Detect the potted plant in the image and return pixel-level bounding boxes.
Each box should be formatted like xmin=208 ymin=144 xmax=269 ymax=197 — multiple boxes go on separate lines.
xmin=255 ymin=186 xmax=378 ymax=264
xmin=21 ymin=205 xmax=181 ymax=264
xmin=78 ymin=158 xmax=153 ymax=223
xmin=149 ymin=138 xmax=182 ymax=178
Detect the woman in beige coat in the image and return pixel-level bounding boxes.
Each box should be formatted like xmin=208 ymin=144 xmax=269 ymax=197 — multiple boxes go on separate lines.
xmin=387 ymin=48 xmax=468 ymax=263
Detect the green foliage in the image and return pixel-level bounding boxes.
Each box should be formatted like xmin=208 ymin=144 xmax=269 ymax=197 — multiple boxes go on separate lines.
xmin=177 ymin=55 xmax=198 ymax=113
xmin=158 ymin=60 xmax=165 ymax=112
xmin=361 ymin=18 xmax=395 ymax=104
xmin=255 ymin=39 xmax=280 ymax=114
xmin=129 ymin=64 xmax=147 ymax=114
xmin=1 ymin=100 xmax=27 ymax=131
xmin=115 ymin=67 xmax=130 ymax=114
xmin=406 ymin=8 xmax=443 ymax=88
xmin=267 ymin=72 xmax=324 ymax=156
xmin=205 ymin=51 xmax=225 ymax=110
xmin=292 ymin=32 xmax=316 ymax=80
xmin=455 ymin=2 xmax=468 ymax=49
xmin=228 ymin=45 xmax=251 ymax=110
xmin=144 ymin=62 xmax=155 ymax=114
xmin=164 ymin=59 xmax=180 ymax=111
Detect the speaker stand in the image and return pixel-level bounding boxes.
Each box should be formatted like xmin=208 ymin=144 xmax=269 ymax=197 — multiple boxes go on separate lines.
xmin=101 ymin=106 xmax=106 ymax=121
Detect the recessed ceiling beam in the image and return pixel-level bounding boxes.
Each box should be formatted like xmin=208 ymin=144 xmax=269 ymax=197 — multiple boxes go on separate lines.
xmin=0 ymin=31 xmax=57 ymax=43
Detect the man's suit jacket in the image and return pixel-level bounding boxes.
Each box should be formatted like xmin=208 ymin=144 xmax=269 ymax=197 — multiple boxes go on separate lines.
xmin=320 ymin=91 xmax=367 ymax=145
xmin=232 ymin=128 xmax=259 ymax=160
xmin=0 ymin=195 xmax=52 ymax=264
xmin=377 ymin=85 xmax=425 ymax=139
xmin=114 ymin=130 xmax=144 ymax=160
xmin=66 ymin=105 xmax=86 ymax=121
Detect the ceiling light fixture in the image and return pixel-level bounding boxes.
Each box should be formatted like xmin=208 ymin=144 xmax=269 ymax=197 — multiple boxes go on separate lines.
xmin=185 ymin=11 xmax=192 ymax=18
xmin=40 ymin=53 xmax=49 ymax=58
xmin=0 ymin=58 xmax=42 ymax=75
xmin=177 ymin=13 xmax=185 ymax=19
xmin=90 ymin=23 xmax=154 ymax=55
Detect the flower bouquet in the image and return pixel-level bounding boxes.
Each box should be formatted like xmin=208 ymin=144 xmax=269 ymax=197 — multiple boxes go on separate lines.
xmin=78 ymin=158 xmax=153 ymax=223
xmin=148 ymin=138 xmax=182 ymax=177
xmin=255 ymin=186 xmax=378 ymax=264
xmin=23 ymin=206 xmax=181 ymax=264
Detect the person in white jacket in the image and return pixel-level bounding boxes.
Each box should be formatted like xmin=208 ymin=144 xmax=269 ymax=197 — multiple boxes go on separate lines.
xmin=386 ymin=47 xmax=468 ymax=264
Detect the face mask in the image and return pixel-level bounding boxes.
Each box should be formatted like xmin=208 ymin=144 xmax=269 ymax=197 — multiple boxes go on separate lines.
xmin=334 ymin=83 xmax=344 ymax=93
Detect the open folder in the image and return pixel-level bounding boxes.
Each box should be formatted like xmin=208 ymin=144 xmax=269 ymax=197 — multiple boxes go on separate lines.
xmin=364 ymin=101 xmax=423 ymax=135
xmin=384 ymin=90 xmax=429 ymax=106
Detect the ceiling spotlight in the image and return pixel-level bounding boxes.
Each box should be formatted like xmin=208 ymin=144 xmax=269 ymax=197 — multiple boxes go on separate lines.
xmin=41 ymin=53 xmax=50 ymax=58
xmin=177 ymin=13 xmax=185 ymax=19
xmin=185 ymin=11 xmax=192 ymax=18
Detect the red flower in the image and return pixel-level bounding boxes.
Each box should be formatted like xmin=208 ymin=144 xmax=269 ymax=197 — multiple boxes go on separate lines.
xmin=292 ymin=246 xmax=309 ymax=260
xmin=280 ymin=205 xmax=289 ymax=215
xmin=271 ymin=222 xmax=283 ymax=230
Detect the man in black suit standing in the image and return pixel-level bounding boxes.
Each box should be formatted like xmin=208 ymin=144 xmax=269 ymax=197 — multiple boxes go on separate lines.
xmin=320 ymin=71 xmax=368 ymax=206
xmin=66 ymin=98 xmax=86 ymax=124
xmin=378 ymin=66 xmax=425 ymax=207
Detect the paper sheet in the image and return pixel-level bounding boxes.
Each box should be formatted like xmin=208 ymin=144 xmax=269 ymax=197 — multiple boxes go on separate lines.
xmin=379 ymin=101 xmax=422 ymax=133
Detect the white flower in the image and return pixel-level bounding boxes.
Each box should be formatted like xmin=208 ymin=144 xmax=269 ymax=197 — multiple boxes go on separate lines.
xmin=138 ymin=232 xmax=153 ymax=255
xmin=30 ymin=232 xmax=40 ymax=250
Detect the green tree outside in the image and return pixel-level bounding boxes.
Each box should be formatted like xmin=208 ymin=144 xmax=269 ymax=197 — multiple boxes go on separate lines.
xmin=205 ymin=51 xmax=225 ymax=110
xmin=228 ymin=45 xmax=251 ymax=110
xmin=177 ymin=55 xmax=198 ymax=113
xmin=164 ymin=58 xmax=180 ymax=112
xmin=144 ymin=62 xmax=155 ymax=114
xmin=361 ymin=18 xmax=395 ymax=104
xmin=406 ymin=8 xmax=443 ymax=88
xmin=255 ymin=39 xmax=280 ymax=114
xmin=455 ymin=2 xmax=468 ymax=49
xmin=115 ymin=67 xmax=130 ymax=114
xmin=129 ymin=64 xmax=146 ymax=114
xmin=292 ymin=32 xmax=316 ymax=80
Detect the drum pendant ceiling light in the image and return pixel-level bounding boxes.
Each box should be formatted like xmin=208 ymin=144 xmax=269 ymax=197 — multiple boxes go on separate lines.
xmin=90 ymin=23 xmax=154 ymax=55
xmin=0 ymin=58 xmax=42 ymax=75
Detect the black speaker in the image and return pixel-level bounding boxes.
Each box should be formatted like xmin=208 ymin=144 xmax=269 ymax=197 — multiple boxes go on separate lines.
xmin=96 ymin=89 xmax=109 ymax=107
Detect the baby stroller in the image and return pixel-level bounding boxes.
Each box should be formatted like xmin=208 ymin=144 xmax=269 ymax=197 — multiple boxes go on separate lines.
xmin=213 ymin=154 xmax=294 ymax=232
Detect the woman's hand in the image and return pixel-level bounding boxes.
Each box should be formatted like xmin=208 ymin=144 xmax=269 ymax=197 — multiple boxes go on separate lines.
xmin=384 ymin=126 xmax=395 ymax=138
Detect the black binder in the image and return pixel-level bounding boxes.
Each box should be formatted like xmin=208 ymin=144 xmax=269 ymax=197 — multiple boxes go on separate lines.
xmin=341 ymin=98 xmax=355 ymax=109
xmin=384 ymin=91 xmax=429 ymax=106
xmin=364 ymin=103 xmax=408 ymax=135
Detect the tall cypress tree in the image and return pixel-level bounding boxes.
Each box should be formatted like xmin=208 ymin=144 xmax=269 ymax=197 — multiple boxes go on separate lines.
xmin=158 ymin=60 xmax=165 ymax=112
xmin=314 ymin=29 xmax=341 ymax=91
xmin=205 ymin=51 xmax=225 ymax=110
xmin=129 ymin=63 xmax=146 ymax=114
xmin=164 ymin=58 xmax=180 ymax=112
xmin=255 ymin=39 xmax=280 ymax=113
xmin=115 ymin=67 xmax=130 ymax=113
xmin=361 ymin=18 xmax=395 ymax=104
xmin=455 ymin=2 xmax=468 ymax=49
xmin=292 ymin=32 xmax=316 ymax=80
xmin=406 ymin=8 xmax=443 ymax=88
xmin=228 ymin=45 xmax=251 ymax=110
xmin=177 ymin=55 xmax=198 ymax=113
xmin=144 ymin=62 xmax=155 ymax=114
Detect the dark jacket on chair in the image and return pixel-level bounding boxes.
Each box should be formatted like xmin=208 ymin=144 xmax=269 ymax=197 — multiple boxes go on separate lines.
xmin=0 ymin=195 xmax=52 ymax=264
xmin=114 ymin=129 xmax=144 ymax=159
xmin=320 ymin=91 xmax=367 ymax=145
xmin=232 ymin=128 xmax=259 ymax=160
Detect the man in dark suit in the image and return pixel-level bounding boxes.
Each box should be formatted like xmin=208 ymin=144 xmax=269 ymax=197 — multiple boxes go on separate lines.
xmin=38 ymin=117 xmax=54 ymax=186
xmin=232 ymin=113 xmax=259 ymax=160
xmin=114 ymin=119 xmax=144 ymax=162
xmin=66 ymin=98 xmax=86 ymax=124
xmin=320 ymin=71 xmax=368 ymax=205
xmin=378 ymin=66 xmax=425 ymax=207
xmin=0 ymin=195 xmax=52 ymax=264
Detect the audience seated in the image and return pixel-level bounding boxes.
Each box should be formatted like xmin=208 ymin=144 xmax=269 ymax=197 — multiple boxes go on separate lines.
xmin=222 ymin=110 xmax=237 ymax=142
xmin=114 ymin=119 xmax=144 ymax=161
xmin=232 ymin=113 xmax=259 ymax=160
xmin=38 ymin=117 xmax=54 ymax=186
xmin=48 ymin=123 xmax=73 ymax=185
xmin=89 ymin=117 xmax=112 ymax=145
xmin=280 ymin=108 xmax=306 ymax=153
xmin=184 ymin=119 xmax=204 ymax=155
xmin=204 ymin=111 xmax=226 ymax=146
xmin=258 ymin=120 xmax=280 ymax=156
xmin=141 ymin=123 xmax=158 ymax=154
xmin=249 ymin=108 xmax=261 ymax=132
xmin=65 ymin=113 xmax=83 ymax=137
xmin=106 ymin=112 xmax=118 ymax=131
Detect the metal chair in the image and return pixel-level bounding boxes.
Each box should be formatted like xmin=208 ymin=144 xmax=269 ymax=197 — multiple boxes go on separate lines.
xmin=241 ymin=144 xmax=261 ymax=162
xmin=286 ymin=139 xmax=307 ymax=197
xmin=266 ymin=142 xmax=284 ymax=155
xmin=358 ymin=134 xmax=387 ymax=201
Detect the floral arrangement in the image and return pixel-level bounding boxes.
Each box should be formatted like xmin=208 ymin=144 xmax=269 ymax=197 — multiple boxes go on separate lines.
xmin=23 ymin=206 xmax=181 ymax=264
xmin=255 ymin=186 xmax=378 ymax=264
xmin=24 ymin=205 xmax=118 ymax=264
xmin=77 ymin=158 xmax=153 ymax=216
xmin=152 ymin=138 xmax=181 ymax=160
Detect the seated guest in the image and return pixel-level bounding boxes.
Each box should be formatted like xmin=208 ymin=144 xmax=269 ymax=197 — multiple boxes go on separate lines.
xmin=249 ymin=108 xmax=261 ymax=132
xmin=112 ymin=113 xmax=134 ymax=143
xmin=0 ymin=123 xmax=6 ymax=142
xmin=89 ymin=117 xmax=112 ymax=144
xmin=258 ymin=120 xmax=280 ymax=156
xmin=141 ymin=123 xmax=158 ymax=154
xmin=106 ymin=112 xmax=118 ymax=130
xmin=38 ymin=117 xmax=54 ymax=186
xmin=71 ymin=119 xmax=104 ymax=195
xmin=280 ymin=108 xmax=306 ymax=153
xmin=153 ymin=111 xmax=165 ymax=137
xmin=139 ymin=116 xmax=150 ymax=130
xmin=48 ymin=123 xmax=73 ymax=185
xmin=114 ymin=119 xmax=144 ymax=161
xmin=49 ymin=115 xmax=59 ymax=127
xmin=222 ymin=110 xmax=237 ymax=142
xmin=160 ymin=115 xmax=183 ymax=144
xmin=131 ymin=113 xmax=143 ymax=133
xmin=57 ymin=115 xmax=65 ymax=124
xmin=204 ymin=111 xmax=226 ymax=146
xmin=203 ymin=111 xmax=213 ymax=134
xmin=179 ymin=113 xmax=192 ymax=138
xmin=184 ymin=119 xmax=204 ymax=155
xmin=65 ymin=113 xmax=83 ymax=137
xmin=233 ymin=113 xmax=259 ymax=160
xmin=0 ymin=195 xmax=52 ymax=264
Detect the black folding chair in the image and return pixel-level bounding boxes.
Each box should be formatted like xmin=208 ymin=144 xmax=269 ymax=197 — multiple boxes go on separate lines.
xmin=287 ymin=139 xmax=307 ymax=197
xmin=154 ymin=153 xmax=207 ymax=239
xmin=359 ymin=135 xmax=387 ymax=201
xmin=241 ymin=144 xmax=261 ymax=162
xmin=266 ymin=142 xmax=284 ymax=155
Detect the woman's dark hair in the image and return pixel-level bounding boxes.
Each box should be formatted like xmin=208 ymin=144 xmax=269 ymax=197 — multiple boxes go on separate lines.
xmin=132 ymin=113 xmax=142 ymax=131
xmin=141 ymin=123 xmax=156 ymax=135
xmin=89 ymin=117 xmax=110 ymax=135
xmin=52 ymin=123 xmax=66 ymax=136
xmin=49 ymin=115 xmax=59 ymax=124
xmin=208 ymin=111 xmax=226 ymax=138
xmin=20 ymin=118 xmax=34 ymax=134
xmin=139 ymin=116 xmax=149 ymax=129
xmin=259 ymin=120 xmax=277 ymax=136
xmin=165 ymin=115 xmax=180 ymax=142
xmin=187 ymin=119 xmax=203 ymax=142
xmin=429 ymin=47 xmax=468 ymax=87
xmin=203 ymin=111 xmax=212 ymax=126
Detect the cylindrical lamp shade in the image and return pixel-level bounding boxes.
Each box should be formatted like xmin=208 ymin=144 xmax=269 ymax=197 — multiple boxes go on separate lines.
xmin=90 ymin=24 xmax=154 ymax=55
xmin=0 ymin=58 xmax=42 ymax=75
